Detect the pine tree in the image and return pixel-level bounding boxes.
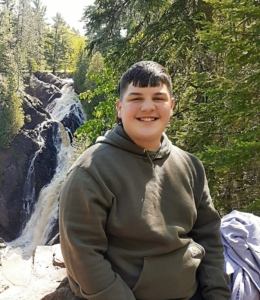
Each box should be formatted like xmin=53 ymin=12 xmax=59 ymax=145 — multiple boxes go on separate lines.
xmin=44 ymin=13 xmax=76 ymax=73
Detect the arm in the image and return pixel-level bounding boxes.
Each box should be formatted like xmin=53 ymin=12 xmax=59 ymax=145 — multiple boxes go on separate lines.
xmin=59 ymin=166 xmax=136 ymax=300
xmin=189 ymin=160 xmax=231 ymax=300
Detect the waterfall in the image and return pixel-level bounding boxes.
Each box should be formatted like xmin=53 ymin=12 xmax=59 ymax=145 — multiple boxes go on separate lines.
xmin=22 ymin=120 xmax=48 ymax=215
xmin=6 ymin=82 xmax=85 ymax=259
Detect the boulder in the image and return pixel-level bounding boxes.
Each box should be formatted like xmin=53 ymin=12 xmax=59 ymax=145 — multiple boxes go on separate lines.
xmin=25 ymin=75 xmax=62 ymax=108
xmin=41 ymin=277 xmax=75 ymax=300
xmin=22 ymin=94 xmax=51 ymax=130
xmin=0 ymin=244 xmax=75 ymax=300
xmin=61 ymin=104 xmax=85 ymax=140
xmin=34 ymin=72 xmax=66 ymax=89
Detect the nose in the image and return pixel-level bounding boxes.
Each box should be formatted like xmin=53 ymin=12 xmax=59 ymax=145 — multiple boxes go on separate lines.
xmin=141 ymin=97 xmax=155 ymax=111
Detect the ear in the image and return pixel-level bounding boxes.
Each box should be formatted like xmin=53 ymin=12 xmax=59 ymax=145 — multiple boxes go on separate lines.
xmin=116 ymin=99 xmax=122 ymax=118
xmin=170 ymin=98 xmax=175 ymax=117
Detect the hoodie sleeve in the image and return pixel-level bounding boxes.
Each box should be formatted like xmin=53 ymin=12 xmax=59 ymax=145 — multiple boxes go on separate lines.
xmin=188 ymin=159 xmax=231 ymax=300
xmin=59 ymin=166 xmax=136 ymax=300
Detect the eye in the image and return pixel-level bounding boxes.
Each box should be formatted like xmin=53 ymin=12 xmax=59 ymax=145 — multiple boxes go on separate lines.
xmin=154 ymin=97 xmax=164 ymax=101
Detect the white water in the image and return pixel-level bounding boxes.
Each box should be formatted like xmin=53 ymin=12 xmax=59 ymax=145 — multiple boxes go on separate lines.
xmin=4 ymin=83 xmax=85 ymax=260
xmin=22 ymin=121 xmax=47 ymax=215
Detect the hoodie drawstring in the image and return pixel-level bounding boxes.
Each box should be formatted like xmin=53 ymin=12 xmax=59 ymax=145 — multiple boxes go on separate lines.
xmin=144 ymin=149 xmax=155 ymax=170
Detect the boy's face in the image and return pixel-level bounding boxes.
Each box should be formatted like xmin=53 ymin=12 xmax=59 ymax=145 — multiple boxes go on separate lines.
xmin=116 ymin=83 xmax=174 ymax=150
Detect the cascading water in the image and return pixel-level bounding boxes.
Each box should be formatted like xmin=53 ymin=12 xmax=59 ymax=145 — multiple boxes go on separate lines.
xmin=3 ymin=82 xmax=86 ymax=275
xmin=21 ymin=119 xmax=58 ymax=217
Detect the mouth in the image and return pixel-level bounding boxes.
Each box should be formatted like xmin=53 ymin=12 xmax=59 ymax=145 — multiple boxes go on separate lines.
xmin=137 ymin=117 xmax=158 ymax=122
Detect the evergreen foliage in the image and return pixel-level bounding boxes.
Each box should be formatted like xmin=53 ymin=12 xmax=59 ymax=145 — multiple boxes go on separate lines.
xmin=78 ymin=0 xmax=260 ymax=215
xmin=73 ymin=42 xmax=90 ymax=94
xmin=44 ymin=13 xmax=87 ymax=73
xmin=0 ymin=0 xmax=85 ymax=148
xmin=0 ymin=66 xmax=24 ymax=148
xmin=76 ymin=66 xmax=118 ymax=144
xmin=79 ymin=52 xmax=105 ymax=120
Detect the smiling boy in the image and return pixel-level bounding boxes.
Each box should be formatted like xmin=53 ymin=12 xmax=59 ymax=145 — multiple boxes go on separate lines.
xmin=59 ymin=61 xmax=230 ymax=300
xmin=116 ymin=83 xmax=174 ymax=151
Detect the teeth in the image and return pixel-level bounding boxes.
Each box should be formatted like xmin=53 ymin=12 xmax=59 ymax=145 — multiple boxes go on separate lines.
xmin=140 ymin=118 xmax=155 ymax=122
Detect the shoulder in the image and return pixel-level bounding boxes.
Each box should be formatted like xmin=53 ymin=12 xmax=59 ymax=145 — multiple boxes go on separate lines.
xmin=169 ymin=144 xmax=206 ymax=190
xmin=170 ymin=144 xmax=204 ymax=171
xmin=74 ymin=143 xmax=109 ymax=167
xmin=69 ymin=141 xmax=123 ymax=175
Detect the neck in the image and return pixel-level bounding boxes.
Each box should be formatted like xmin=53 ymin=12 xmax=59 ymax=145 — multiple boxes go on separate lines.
xmin=133 ymin=139 xmax=161 ymax=151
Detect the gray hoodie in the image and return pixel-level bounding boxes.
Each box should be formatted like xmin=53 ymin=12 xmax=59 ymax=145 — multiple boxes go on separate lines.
xmin=59 ymin=125 xmax=230 ymax=300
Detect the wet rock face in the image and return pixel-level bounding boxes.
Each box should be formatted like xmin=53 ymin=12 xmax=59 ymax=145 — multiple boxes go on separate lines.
xmin=25 ymin=75 xmax=62 ymax=108
xmin=0 ymin=74 xmax=66 ymax=242
xmin=0 ymin=125 xmax=58 ymax=242
xmin=34 ymin=72 xmax=66 ymax=90
xmin=61 ymin=104 xmax=85 ymax=142
xmin=0 ymin=132 xmax=39 ymax=240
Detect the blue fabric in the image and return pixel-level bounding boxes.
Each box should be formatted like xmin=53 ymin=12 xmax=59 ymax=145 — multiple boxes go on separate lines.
xmin=220 ymin=210 xmax=260 ymax=300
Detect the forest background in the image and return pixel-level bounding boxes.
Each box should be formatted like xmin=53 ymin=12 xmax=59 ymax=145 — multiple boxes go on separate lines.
xmin=0 ymin=0 xmax=259 ymax=216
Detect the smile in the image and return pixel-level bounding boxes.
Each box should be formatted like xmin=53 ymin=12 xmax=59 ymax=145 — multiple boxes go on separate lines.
xmin=138 ymin=117 xmax=158 ymax=122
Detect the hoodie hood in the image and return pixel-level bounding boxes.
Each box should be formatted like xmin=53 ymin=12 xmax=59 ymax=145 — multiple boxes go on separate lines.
xmin=96 ymin=124 xmax=171 ymax=159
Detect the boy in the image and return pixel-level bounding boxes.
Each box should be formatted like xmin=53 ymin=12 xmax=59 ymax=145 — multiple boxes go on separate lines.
xmin=59 ymin=61 xmax=230 ymax=300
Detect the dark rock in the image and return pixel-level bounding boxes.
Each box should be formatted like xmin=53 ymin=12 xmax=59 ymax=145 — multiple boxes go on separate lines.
xmin=0 ymin=237 xmax=6 ymax=249
xmin=25 ymin=75 xmax=62 ymax=109
xmin=22 ymin=94 xmax=51 ymax=130
xmin=20 ymin=121 xmax=58 ymax=221
xmin=47 ymin=233 xmax=60 ymax=246
xmin=41 ymin=277 xmax=75 ymax=300
xmin=0 ymin=132 xmax=39 ymax=240
xmin=34 ymin=72 xmax=66 ymax=89
xmin=0 ymin=118 xmax=58 ymax=241
xmin=0 ymin=72 xmax=83 ymax=243
xmin=61 ymin=104 xmax=85 ymax=140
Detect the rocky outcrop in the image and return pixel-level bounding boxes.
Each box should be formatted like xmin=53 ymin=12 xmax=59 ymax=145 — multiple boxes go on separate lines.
xmin=0 ymin=118 xmax=62 ymax=240
xmin=25 ymin=74 xmax=63 ymax=108
xmin=0 ymin=73 xmax=86 ymax=299
xmin=0 ymin=73 xmax=77 ymax=242
xmin=61 ymin=104 xmax=85 ymax=142
xmin=0 ymin=82 xmax=59 ymax=241
xmin=0 ymin=241 xmax=76 ymax=300
xmin=34 ymin=72 xmax=66 ymax=90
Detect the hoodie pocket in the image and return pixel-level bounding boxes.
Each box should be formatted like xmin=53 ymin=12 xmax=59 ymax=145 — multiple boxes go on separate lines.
xmin=132 ymin=240 xmax=205 ymax=300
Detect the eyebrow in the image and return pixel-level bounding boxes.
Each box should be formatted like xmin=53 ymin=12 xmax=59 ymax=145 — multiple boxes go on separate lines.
xmin=128 ymin=92 xmax=168 ymax=96
xmin=128 ymin=92 xmax=143 ymax=96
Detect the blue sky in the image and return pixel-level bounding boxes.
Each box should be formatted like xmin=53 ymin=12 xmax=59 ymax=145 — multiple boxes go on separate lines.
xmin=42 ymin=0 xmax=95 ymax=35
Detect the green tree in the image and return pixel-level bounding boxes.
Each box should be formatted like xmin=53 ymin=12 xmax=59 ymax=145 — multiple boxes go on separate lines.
xmin=0 ymin=2 xmax=15 ymax=74
xmin=77 ymin=0 xmax=260 ymax=215
xmin=44 ymin=13 xmax=79 ymax=73
xmin=76 ymin=65 xmax=119 ymax=144
xmin=192 ymin=0 xmax=260 ymax=214
xmin=31 ymin=0 xmax=47 ymax=71
xmin=0 ymin=1 xmax=24 ymax=148
xmin=0 ymin=63 xmax=24 ymax=148
xmin=81 ymin=3 xmax=127 ymax=55
xmin=73 ymin=43 xmax=90 ymax=94
xmin=80 ymin=52 xmax=105 ymax=120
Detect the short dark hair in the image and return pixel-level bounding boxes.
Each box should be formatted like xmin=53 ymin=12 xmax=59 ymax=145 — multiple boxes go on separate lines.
xmin=118 ymin=61 xmax=172 ymax=100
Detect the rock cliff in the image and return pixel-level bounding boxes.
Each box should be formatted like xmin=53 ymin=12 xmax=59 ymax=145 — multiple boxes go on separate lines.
xmin=0 ymin=73 xmax=82 ymax=242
